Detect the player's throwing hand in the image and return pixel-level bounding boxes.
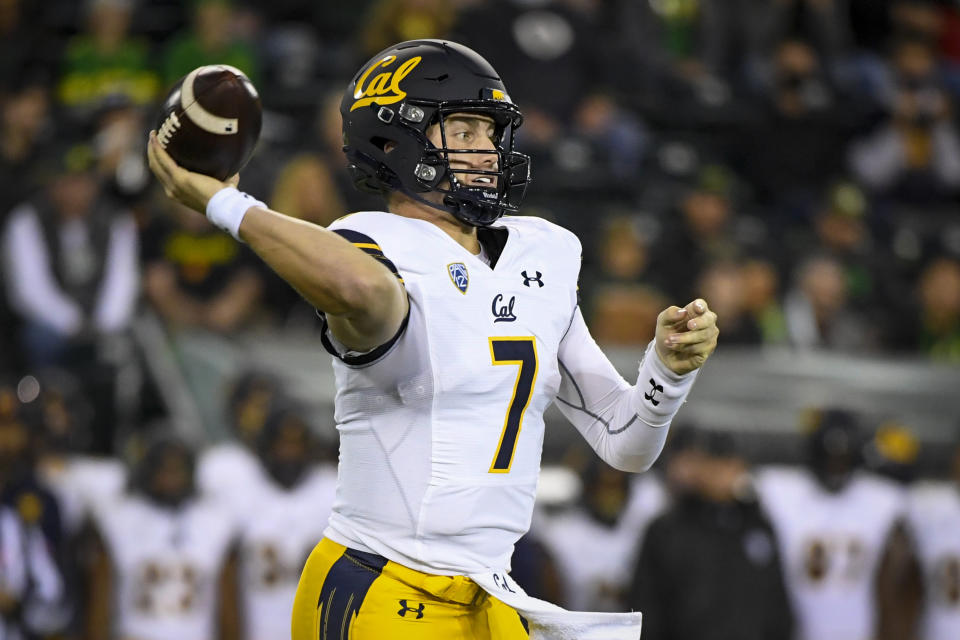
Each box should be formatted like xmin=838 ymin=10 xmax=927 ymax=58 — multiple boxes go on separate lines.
xmin=147 ymin=130 xmax=237 ymax=214
xmin=655 ymin=298 xmax=719 ymax=375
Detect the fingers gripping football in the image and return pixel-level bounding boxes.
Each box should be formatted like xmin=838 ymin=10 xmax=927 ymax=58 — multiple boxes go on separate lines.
xmin=654 ymin=298 xmax=719 ymax=375
xmin=147 ymin=131 xmax=236 ymax=214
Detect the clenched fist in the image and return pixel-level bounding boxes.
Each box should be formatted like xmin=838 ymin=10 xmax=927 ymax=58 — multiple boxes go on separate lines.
xmin=654 ymin=298 xmax=719 ymax=375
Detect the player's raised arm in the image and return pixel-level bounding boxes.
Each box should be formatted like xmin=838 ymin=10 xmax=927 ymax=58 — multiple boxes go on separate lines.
xmin=146 ymin=131 xmax=407 ymax=352
xmin=555 ymin=299 xmax=718 ymax=472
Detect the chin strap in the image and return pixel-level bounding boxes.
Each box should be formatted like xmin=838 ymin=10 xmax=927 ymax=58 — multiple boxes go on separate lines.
xmin=394 ymin=184 xmax=502 ymax=227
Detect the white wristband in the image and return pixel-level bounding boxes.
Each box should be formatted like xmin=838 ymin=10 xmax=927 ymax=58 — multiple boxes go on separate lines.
xmin=633 ymin=340 xmax=700 ymax=427
xmin=205 ymin=186 xmax=265 ymax=241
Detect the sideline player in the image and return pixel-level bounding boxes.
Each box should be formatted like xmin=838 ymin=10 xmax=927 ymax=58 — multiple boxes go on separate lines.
xmin=147 ymin=39 xmax=719 ymax=639
xmin=755 ymin=411 xmax=906 ymax=640
xmin=906 ymin=438 xmax=960 ymax=640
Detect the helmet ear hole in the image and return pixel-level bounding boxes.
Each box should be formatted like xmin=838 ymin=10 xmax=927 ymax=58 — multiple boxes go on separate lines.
xmin=371 ymin=136 xmax=396 ymax=152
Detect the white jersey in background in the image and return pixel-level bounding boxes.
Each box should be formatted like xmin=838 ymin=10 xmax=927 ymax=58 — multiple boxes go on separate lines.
xmin=93 ymin=495 xmax=235 ymax=640
xmin=755 ymin=466 xmax=905 ymax=640
xmin=540 ymin=474 xmax=667 ymax=611
xmin=237 ymin=465 xmax=337 ymax=640
xmin=322 ymin=212 xmax=580 ymax=575
xmin=906 ymin=482 xmax=960 ymax=640
xmin=39 ymin=456 xmax=126 ymax=535
xmin=197 ymin=441 xmax=265 ymax=514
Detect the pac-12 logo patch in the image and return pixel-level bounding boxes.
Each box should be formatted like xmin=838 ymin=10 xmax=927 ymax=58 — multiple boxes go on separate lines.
xmin=448 ymin=262 xmax=469 ymax=294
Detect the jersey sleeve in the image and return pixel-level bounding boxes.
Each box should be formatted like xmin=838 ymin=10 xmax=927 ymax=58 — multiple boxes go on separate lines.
xmin=316 ymin=224 xmax=409 ymax=367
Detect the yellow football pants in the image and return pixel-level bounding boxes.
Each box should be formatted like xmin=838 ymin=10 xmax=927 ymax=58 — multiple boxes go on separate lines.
xmin=292 ymin=538 xmax=530 ymax=639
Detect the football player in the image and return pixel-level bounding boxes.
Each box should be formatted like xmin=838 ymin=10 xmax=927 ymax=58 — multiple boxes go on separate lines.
xmin=755 ymin=410 xmax=907 ymax=640
xmin=196 ymin=369 xmax=284 ymax=513
xmin=905 ymin=436 xmax=960 ymax=640
xmin=540 ymin=458 xmax=666 ymax=612
xmin=236 ymin=403 xmax=337 ymax=640
xmin=147 ymin=39 xmax=719 ymax=639
xmin=85 ymin=434 xmax=239 ymax=640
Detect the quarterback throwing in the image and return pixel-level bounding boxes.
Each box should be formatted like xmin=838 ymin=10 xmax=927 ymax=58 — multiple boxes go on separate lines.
xmin=147 ymin=39 xmax=718 ymax=640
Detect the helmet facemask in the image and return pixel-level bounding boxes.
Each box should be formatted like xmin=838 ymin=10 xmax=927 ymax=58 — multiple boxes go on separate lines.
xmin=348 ymin=98 xmax=530 ymax=227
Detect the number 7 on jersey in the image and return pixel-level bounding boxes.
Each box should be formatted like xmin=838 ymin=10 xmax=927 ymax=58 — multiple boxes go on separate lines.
xmin=488 ymin=337 xmax=538 ymax=473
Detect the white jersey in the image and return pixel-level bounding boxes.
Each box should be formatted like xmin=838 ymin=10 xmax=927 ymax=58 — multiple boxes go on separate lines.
xmin=236 ymin=465 xmax=337 ymax=640
xmin=322 ymin=212 xmax=580 ymax=574
xmin=93 ymin=495 xmax=236 ymax=640
xmin=39 ymin=456 xmax=126 ymax=535
xmin=905 ymin=482 xmax=960 ymax=640
xmin=197 ymin=441 xmax=265 ymax=515
xmin=540 ymin=474 xmax=667 ymax=611
xmin=755 ymin=466 xmax=905 ymax=640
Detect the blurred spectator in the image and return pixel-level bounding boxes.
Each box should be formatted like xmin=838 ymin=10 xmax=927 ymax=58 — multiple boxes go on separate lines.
xmin=755 ymin=409 xmax=910 ymax=640
xmin=0 ymin=80 xmax=52 ymax=221
xmin=236 ymin=403 xmax=336 ymax=640
xmin=2 ymin=143 xmax=140 ymax=366
xmin=455 ymin=0 xmax=605 ymax=125
xmin=746 ymin=0 xmax=852 ymax=61
xmin=648 ymin=164 xmax=744 ymax=300
xmin=0 ymin=380 xmax=69 ymax=639
xmin=359 ymin=0 xmax=457 ymax=58
xmin=141 ymin=198 xmax=264 ymax=332
xmin=913 ymin=256 xmax=960 ymax=360
xmin=630 ymin=427 xmax=794 ymax=640
xmin=697 ymin=259 xmax=756 ymax=341
xmin=91 ymin=98 xmax=152 ymax=204
xmin=0 ymin=78 xmax=52 ymax=374
xmin=2 ymin=142 xmax=139 ymax=453
xmin=540 ymin=459 xmax=657 ymax=611
xmin=784 ymin=254 xmax=876 ymax=351
xmin=0 ymin=0 xmax=58 ymax=94
xmin=25 ymin=369 xmax=125 ymax=636
xmin=29 ymin=370 xmax=126 ymax=537
xmin=197 ymin=370 xmax=285 ymax=513
xmin=793 ymin=181 xmax=910 ymax=344
xmin=741 ymin=257 xmax=789 ymax=345
xmin=86 ymin=433 xmax=239 ymax=640
xmin=905 ymin=436 xmax=960 ymax=640
xmin=56 ymin=0 xmax=161 ymax=121
xmin=588 ymin=284 xmax=666 ymax=346
xmin=738 ymin=38 xmax=859 ymax=211
xmin=582 ymin=214 xmax=652 ymax=292
xmin=849 ymin=39 xmax=960 ymax=203
xmin=614 ymin=0 xmax=741 ymax=119
xmin=269 ymin=154 xmax=345 ymax=229
xmin=162 ymin=0 xmax=259 ymax=87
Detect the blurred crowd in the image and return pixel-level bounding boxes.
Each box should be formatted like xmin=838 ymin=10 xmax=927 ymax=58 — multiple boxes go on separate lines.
xmin=2 ymin=367 xmax=959 ymax=640
xmin=2 ymin=0 xmax=960 ymax=638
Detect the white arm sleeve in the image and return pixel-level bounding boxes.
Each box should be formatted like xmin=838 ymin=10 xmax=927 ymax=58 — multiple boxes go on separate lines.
xmin=555 ymin=307 xmax=699 ymax=472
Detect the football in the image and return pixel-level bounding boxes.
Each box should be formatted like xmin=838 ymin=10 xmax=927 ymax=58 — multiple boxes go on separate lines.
xmin=155 ymin=65 xmax=262 ymax=181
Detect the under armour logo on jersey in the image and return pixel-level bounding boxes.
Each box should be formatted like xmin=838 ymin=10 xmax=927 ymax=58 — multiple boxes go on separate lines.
xmin=521 ymin=270 xmax=544 ymax=287
xmin=398 ymin=600 xmax=425 ymax=619
xmin=448 ymin=262 xmax=469 ymax=294
xmin=643 ymin=378 xmax=663 ymax=406
xmin=492 ymin=294 xmax=517 ymax=322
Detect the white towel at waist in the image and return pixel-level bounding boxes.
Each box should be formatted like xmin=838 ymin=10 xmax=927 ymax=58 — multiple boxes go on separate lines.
xmin=469 ymin=571 xmax=642 ymax=640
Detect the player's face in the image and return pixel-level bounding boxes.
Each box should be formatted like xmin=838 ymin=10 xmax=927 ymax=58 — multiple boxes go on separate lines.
xmin=149 ymin=450 xmax=192 ymax=506
xmin=427 ymin=113 xmax=499 ymax=188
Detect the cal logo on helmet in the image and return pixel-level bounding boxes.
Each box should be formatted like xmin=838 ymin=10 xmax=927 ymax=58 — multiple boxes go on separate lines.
xmin=351 ymin=55 xmax=422 ymax=112
xmin=448 ymin=263 xmax=469 ymax=294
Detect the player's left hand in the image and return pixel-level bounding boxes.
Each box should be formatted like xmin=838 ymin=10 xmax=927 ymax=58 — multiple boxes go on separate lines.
xmin=147 ymin=130 xmax=239 ymax=214
xmin=654 ymin=298 xmax=719 ymax=375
